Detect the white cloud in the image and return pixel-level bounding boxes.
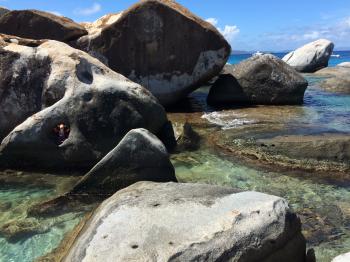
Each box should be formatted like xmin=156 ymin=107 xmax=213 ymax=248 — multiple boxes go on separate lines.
xmin=74 ymin=3 xmax=101 ymax=16
xmin=206 ymin=17 xmax=240 ymax=45
xmin=260 ymin=15 xmax=350 ymax=50
xmin=303 ymin=31 xmax=321 ymax=40
xmin=206 ymin=17 xmax=218 ymax=27
xmin=219 ymin=25 xmax=240 ymax=42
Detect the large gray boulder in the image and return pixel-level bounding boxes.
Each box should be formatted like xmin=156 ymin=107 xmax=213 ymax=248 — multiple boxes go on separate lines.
xmin=314 ymin=65 xmax=350 ymax=94
xmin=0 ymin=38 xmax=171 ymax=170
xmin=282 ymin=39 xmax=334 ymax=73
xmin=207 ymin=54 xmax=308 ymax=105
xmin=0 ymin=10 xmax=87 ymax=41
xmin=75 ymin=0 xmax=231 ymax=105
xmin=0 ymin=35 xmax=50 ymax=140
xmin=70 ymin=128 xmax=176 ymax=196
xmin=64 ymin=182 xmax=306 ymax=262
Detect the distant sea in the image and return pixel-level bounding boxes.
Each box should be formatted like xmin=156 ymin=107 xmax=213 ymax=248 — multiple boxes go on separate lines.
xmin=228 ymin=50 xmax=350 ymax=67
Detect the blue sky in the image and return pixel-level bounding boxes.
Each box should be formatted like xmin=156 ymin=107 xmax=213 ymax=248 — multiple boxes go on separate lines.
xmin=1 ymin=0 xmax=350 ymax=51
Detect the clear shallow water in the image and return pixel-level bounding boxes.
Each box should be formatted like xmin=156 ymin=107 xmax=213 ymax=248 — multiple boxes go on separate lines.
xmin=0 ymin=183 xmax=84 ymax=262
xmin=172 ymin=148 xmax=350 ymax=262
xmin=169 ymin=56 xmax=350 ymax=261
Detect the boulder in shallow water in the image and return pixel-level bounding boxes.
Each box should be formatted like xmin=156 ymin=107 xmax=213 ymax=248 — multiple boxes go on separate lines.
xmin=0 ymin=10 xmax=87 ymax=41
xmin=64 ymin=181 xmax=306 ymax=262
xmin=0 ymin=38 xmax=171 ymax=170
xmin=207 ymin=54 xmax=308 ymax=105
xmin=173 ymin=122 xmax=200 ymax=151
xmin=75 ymin=0 xmax=231 ymax=105
xmin=70 ymin=128 xmax=176 ymax=196
xmin=314 ymin=65 xmax=350 ymax=94
xmin=282 ymin=39 xmax=334 ymax=73
xmin=0 ymin=218 xmax=49 ymax=242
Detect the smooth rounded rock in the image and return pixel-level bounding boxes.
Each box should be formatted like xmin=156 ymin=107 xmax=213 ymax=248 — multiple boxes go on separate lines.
xmin=0 ymin=38 xmax=171 ymax=170
xmin=282 ymin=39 xmax=334 ymax=73
xmin=208 ymin=54 xmax=308 ymax=105
xmin=64 ymin=182 xmax=306 ymax=262
xmin=332 ymin=252 xmax=350 ymax=262
xmin=315 ymin=65 xmax=350 ymax=94
xmin=70 ymin=128 xmax=176 ymax=196
xmin=75 ymin=0 xmax=231 ymax=105
xmin=0 ymin=10 xmax=87 ymax=41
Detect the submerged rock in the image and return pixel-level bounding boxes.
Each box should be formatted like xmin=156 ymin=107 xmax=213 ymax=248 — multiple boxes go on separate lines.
xmin=173 ymin=122 xmax=200 ymax=151
xmin=0 ymin=218 xmax=49 ymax=242
xmin=314 ymin=65 xmax=350 ymax=94
xmin=0 ymin=10 xmax=87 ymax=41
xmin=75 ymin=0 xmax=231 ymax=105
xmin=71 ymin=128 xmax=176 ymax=196
xmin=282 ymin=39 xmax=334 ymax=73
xmin=207 ymin=54 xmax=308 ymax=105
xmin=257 ymin=133 xmax=350 ymax=162
xmin=0 ymin=38 xmax=171 ymax=170
xmin=64 ymin=182 xmax=306 ymax=262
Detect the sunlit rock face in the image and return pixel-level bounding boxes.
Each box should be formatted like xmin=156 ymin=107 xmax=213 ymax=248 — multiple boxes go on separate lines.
xmin=75 ymin=0 xmax=231 ymax=105
xmin=64 ymin=181 xmax=306 ymax=262
xmin=0 ymin=36 xmax=171 ymax=170
xmin=282 ymin=39 xmax=334 ymax=73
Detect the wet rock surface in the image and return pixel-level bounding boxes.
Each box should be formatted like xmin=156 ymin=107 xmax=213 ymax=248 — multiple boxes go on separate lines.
xmin=0 ymin=10 xmax=87 ymax=41
xmin=208 ymin=54 xmax=308 ymax=105
xmin=75 ymin=0 xmax=231 ymax=105
xmin=282 ymin=39 xmax=334 ymax=73
xmin=64 ymin=181 xmax=306 ymax=262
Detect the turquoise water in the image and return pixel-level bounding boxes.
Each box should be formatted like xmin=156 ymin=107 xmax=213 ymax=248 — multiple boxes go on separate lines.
xmin=228 ymin=50 xmax=350 ymax=67
xmin=170 ymin=54 xmax=350 ymax=261
xmin=0 ymin=183 xmax=84 ymax=262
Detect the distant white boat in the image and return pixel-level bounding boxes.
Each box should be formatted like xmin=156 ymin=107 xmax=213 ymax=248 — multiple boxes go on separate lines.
xmin=331 ymin=54 xmax=340 ymax=58
xmin=253 ymin=51 xmax=264 ymax=56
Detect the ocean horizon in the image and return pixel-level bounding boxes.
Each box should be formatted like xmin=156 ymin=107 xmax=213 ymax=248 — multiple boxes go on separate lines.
xmin=229 ymin=50 xmax=350 ymax=67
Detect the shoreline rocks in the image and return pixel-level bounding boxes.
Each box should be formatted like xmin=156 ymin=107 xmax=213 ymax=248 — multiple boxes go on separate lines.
xmin=282 ymin=39 xmax=334 ymax=73
xmin=208 ymin=54 xmax=308 ymax=105
xmin=64 ymin=182 xmax=306 ymax=262
xmin=75 ymin=0 xmax=231 ymax=105
xmin=0 ymin=10 xmax=87 ymax=41
xmin=314 ymin=65 xmax=350 ymax=94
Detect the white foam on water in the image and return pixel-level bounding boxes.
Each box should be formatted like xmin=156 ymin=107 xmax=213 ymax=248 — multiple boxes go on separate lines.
xmin=201 ymin=111 xmax=256 ymax=130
